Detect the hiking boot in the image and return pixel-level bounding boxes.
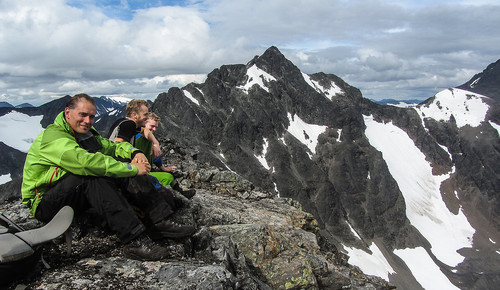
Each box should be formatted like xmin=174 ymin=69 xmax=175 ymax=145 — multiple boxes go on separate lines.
xmin=172 ymin=181 xmax=196 ymax=199
xmin=153 ymin=220 xmax=196 ymax=238
xmin=179 ymin=188 xmax=196 ymax=199
xmin=124 ymin=234 xmax=169 ymax=261
xmin=168 ymin=169 xmax=184 ymax=178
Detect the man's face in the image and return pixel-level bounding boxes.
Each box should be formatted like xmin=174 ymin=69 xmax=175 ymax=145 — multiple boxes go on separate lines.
xmin=133 ymin=104 xmax=149 ymax=127
xmin=145 ymin=119 xmax=158 ymax=133
xmin=64 ymin=100 xmax=96 ymax=134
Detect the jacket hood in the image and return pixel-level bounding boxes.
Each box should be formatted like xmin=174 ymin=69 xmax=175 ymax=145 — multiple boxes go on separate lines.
xmin=53 ymin=111 xmax=72 ymax=133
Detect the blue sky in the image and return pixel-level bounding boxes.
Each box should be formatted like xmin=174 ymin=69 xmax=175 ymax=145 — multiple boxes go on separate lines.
xmin=1 ymin=0 xmax=499 ymax=105
xmin=67 ymin=0 xmax=192 ymax=20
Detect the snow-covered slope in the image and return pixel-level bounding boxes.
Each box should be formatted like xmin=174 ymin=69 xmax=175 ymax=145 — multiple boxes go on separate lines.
xmin=361 ymin=114 xmax=474 ymax=289
xmin=345 ymin=87 xmax=497 ymax=289
xmin=0 ymin=111 xmax=44 ymax=185
xmin=415 ymin=88 xmax=490 ymax=128
xmin=0 ymin=111 xmax=44 ymax=153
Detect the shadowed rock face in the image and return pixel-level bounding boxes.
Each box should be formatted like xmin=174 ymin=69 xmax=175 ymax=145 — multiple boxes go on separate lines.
xmin=0 ymin=137 xmax=393 ymax=289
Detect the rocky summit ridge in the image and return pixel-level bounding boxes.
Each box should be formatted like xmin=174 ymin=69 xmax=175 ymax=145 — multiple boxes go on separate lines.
xmin=0 ymin=137 xmax=392 ymax=289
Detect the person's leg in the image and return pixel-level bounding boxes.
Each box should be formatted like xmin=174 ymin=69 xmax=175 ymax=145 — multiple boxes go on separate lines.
xmin=121 ymin=175 xmax=175 ymax=224
xmin=121 ymin=175 xmax=196 ymax=240
xmin=36 ymin=174 xmax=145 ymax=243
xmin=150 ymin=171 xmax=174 ymax=187
xmin=150 ymin=171 xmax=196 ymax=199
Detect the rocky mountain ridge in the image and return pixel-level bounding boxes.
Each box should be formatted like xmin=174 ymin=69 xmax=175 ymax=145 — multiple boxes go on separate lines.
xmin=149 ymin=47 xmax=499 ymax=289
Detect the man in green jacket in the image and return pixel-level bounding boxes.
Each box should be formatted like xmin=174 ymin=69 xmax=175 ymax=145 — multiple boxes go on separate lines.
xmin=22 ymin=94 xmax=192 ymax=261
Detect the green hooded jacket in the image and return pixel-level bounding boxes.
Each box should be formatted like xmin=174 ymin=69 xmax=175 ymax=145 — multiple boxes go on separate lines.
xmin=22 ymin=112 xmax=140 ymax=216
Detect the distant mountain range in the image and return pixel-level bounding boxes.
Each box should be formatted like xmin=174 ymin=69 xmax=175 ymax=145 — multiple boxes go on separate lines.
xmin=372 ymin=98 xmax=423 ymax=107
xmin=0 ymin=47 xmax=498 ymax=289
xmin=0 ymin=101 xmax=34 ymax=108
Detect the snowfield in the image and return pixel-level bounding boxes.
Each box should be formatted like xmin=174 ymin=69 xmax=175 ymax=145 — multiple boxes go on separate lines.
xmin=416 ymin=88 xmax=489 ymax=128
xmin=0 ymin=111 xmax=43 ymax=153
xmin=358 ymin=113 xmax=475 ymax=289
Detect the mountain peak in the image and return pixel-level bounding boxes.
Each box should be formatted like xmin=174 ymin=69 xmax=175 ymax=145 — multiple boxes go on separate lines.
xmin=0 ymin=101 xmax=14 ymax=108
xmin=457 ymin=58 xmax=500 ymax=102
xmin=248 ymin=46 xmax=302 ymax=81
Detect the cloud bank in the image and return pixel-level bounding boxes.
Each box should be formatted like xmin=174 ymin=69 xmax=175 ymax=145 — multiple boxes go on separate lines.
xmin=1 ymin=0 xmax=499 ymax=105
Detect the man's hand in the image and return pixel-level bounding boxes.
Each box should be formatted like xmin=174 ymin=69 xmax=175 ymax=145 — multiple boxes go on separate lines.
xmin=131 ymin=153 xmax=150 ymax=175
xmin=152 ymin=142 xmax=161 ymax=159
xmin=132 ymin=152 xmax=149 ymax=164
xmin=133 ymin=162 xmax=151 ymax=175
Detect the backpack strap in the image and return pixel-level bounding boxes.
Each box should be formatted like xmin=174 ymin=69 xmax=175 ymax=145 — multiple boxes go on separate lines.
xmin=15 ymin=206 xmax=74 ymax=247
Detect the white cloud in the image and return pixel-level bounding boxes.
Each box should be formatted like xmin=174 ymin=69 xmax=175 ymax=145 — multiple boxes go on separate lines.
xmin=0 ymin=0 xmax=499 ymax=105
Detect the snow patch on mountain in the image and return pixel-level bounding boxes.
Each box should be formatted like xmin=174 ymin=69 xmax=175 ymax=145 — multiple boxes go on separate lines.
xmin=286 ymin=113 xmax=327 ymax=156
xmin=343 ymin=242 xmax=395 ymax=281
xmin=489 ymin=121 xmax=500 ymax=137
xmin=107 ymin=96 xmax=132 ymax=104
xmin=182 ymin=90 xmax=200 ymax=105
xmin=394 ymin=247 xmax=459 ymax=290
xmin=0 ymin=174 xmax=11 ymax=185
xmin=238 ymin=64 xmax=276 ymax=93
xmin=363 ymin=114 xmax=474 ymax=268
xmin=196 ymin=88 xmax=204 ymax=96
xmin=109 ymin=108 xmax=121 ymax=116
xmin=255 ymin=138 xmax=270 ymax=170
xmin=302 ymin=72 xmax=344 ymax=100
xmin=415 ymin=88 xmax=489 ymax=128
xmin=0 ymin=111 xmax=43 ymax=153
xmin=387 ymin=101 xmax=419 ymax=108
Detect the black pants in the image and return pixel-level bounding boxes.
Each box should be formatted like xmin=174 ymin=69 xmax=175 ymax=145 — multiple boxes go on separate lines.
xmin=122 ymin=175 xmax=175 ymax=225
xmin=35 ymin=174 xmax=173 ymax=243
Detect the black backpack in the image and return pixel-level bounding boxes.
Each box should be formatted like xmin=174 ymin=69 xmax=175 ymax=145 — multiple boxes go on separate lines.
xmin=0 ymin=206 xmax=73 ymax=286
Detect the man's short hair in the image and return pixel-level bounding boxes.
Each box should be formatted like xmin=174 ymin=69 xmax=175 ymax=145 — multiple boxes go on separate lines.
xmin=148 ymin=112 xmax=161 ymax=122
xmin=126 ymin=99 xmax=150 ymax=117
xmin=66 ymin=93 xmax=95 ymax=109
